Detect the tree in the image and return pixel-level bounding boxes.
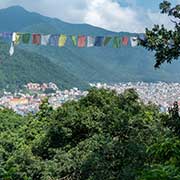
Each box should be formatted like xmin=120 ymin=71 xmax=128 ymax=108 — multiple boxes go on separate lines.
xmin=140 ymin=1 xmax=180 ymax=68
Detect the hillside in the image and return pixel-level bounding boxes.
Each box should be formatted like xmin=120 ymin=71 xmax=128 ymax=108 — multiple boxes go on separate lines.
xmin=0 ymin=6 xmax=180 ymax=90
xmin=0 ymin=41 xmax=87 ymax=90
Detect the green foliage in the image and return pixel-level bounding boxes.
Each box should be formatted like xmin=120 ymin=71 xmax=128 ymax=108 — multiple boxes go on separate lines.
xmin=0 ymin=40 xmax=88 ymax=90
xmin=141 ymin=1 xmax=180 ymax=68
xmin=0 ymin=88 xmax=164 ymax=180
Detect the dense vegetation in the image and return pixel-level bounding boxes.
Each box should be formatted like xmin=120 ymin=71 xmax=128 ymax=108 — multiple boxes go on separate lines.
xmin=0 ymin=40 xmax=87 ymax=91
xmin=0 ymin=88 xmax=180 ymax=180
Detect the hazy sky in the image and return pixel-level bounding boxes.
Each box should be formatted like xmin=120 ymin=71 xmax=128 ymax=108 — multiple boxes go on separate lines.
xmin=0 ymin=0 xmax=179 ymax=32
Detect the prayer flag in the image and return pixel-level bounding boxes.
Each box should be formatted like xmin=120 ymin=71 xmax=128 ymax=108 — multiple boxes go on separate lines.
xmin=58 ymin=34 xmax=67 ymax=47
xmin=32 ymin=34 xmax=41 ymax=45
xmin=87 ymin=36 xmax=95 ymax=47
xmin=113 ymin=36 xmax=121 ymax=48
xmin=2 ymin=32 xmax=12 ymax=39
xmin=104 ymin=37 xmax=112 ymax=46
xmin=49 ymin=35 xmax=59 ymax=46
xmin=9 ymin=42 xmax=14 ymax=56
xmin=122 ymin=36 xmax=129 ymax=45
xmin=138 ymin=34 xmax=147 ymax=42
xmin=12 ymin=32 xmax=16 ymax=42
xmin=22 ymin=33 xmax=31 ymax=44
xmin=41 ymin=34 xmax=50 ymax=45
xmin=70 ymin=35 xmax=77 ymax=46
xmin=78 ymin=35 xmax=86 ymax=48
xmin=14 ymin=33 xmax=21 ymax=45
xmin=130 ymin=37 xmax=138 ymax=47
xmin=94 ymin=36 xmax=104 ymax=47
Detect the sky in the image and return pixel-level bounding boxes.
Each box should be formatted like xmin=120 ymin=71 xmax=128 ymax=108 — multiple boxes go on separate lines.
xmin=0 ymin=0 xmax=179 ymax=32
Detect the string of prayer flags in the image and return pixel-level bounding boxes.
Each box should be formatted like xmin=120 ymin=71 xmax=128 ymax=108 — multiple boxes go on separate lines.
xmin=130 ymin=37 xmax=138 ymax=47
xmin=94 ymin=36 xmax=104 ymax=47
xmin=87 ymin=36 xmax=95 ymax=47
xmin=41 ymin=34 xmax=50 ymax=46
xmin=70 ymin=35 xmax=77 ymax=46
xmin=5 ymin=31 xmax=143 ymax=56
xmin=32 ymin=34 xmax=41 ymax=45
xmin=22 ymin=33 xmax=31 ymax=44
xmin=104 ymin=37 xmax=112 ymax=46
xmin=49 ymin=34 xmax=59 ymax=46
xmin=78 ymin=35 xmax=86 ymax=48
xmin=122 ymin=36 xmax=129 ymax=45
xmin=113 ymin=36 xmax=121 ymax=48
xmin=58 ymin=34 xmax=67 ymax=47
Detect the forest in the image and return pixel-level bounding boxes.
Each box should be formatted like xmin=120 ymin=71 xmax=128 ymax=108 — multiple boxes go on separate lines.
xmin=1 ymin=88 xmax=180 ymax=180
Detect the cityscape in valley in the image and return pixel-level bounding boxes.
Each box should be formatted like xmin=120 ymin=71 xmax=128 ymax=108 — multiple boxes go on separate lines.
xmin=1 ymin=81 xmax=180 ymax=115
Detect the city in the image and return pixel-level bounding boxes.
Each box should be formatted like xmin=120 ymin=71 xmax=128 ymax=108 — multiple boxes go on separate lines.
xmin=1 ymin=82 xmax=180 ymax=115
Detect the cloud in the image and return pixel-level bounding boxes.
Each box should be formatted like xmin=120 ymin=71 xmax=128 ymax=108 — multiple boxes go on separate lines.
xmin=0 ymin=0 xmax=176 ymax=33
xmin=84 ymin=0 xmax=144 ymax=32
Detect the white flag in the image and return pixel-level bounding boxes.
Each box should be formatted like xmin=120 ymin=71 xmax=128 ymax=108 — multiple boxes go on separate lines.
xmin=12 ymin=32 xmax=16 ymax=42
xmin=130 ymin=37 xmax=138 ymax=47
xmin=41 ymin=34 xmax=51 ymax=45
xmin=87 ymin=36 xmax=95 ymax=47
xmin=9 ymin=42 xmax=14 ymax=56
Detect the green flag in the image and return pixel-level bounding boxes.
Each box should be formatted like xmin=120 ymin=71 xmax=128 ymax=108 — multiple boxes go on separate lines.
xmin=113 ymin=36 xmax=121 ymax=48
xmin=22 ymin=33 xmax=31 ymax=44
xmin=104 ymin=37 xmax=112 ymax=46
xmin=70 ymin=35 xmax=77 ymax=46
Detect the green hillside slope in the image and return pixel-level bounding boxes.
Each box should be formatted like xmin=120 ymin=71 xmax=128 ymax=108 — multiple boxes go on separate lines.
xmin=0 ymin=41 xmax=88 ymax=90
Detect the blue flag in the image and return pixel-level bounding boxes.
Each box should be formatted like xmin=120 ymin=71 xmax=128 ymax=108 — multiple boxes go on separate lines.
xmin=94 ymin=36 xmax=104 ymax=47
xmin=49 ymin=34 xmax=59 ymax=46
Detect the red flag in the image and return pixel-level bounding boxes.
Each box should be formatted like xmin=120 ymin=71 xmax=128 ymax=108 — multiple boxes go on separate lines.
xmin=78 ymin=35 xmax=86 ymax=48
xmin=122 ymin=36 xmax=129 ymax=45
xmin=32 ymin=34 xmax=41 ymax=45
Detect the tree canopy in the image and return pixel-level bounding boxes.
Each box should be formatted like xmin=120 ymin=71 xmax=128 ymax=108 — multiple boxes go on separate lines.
xmin=141 ymin=0 xmax=180 ymax=68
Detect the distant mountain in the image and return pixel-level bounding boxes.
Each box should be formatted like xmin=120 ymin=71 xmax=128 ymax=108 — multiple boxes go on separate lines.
xmin=0 ymin=6 xmax=180 ymax=90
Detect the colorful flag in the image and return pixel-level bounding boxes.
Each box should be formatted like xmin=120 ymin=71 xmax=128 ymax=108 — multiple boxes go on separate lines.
xmin=2 ymin=32 xmax=12 ymax=39
xmin=32 ymin=34 xmax=41 ymax=45
xmin=113 ymin=36 xmax=121 ymax=48
xmin=70 ymin=35 xmax=77 ymax=46
xmin=138 ymin=34 xmax=147 ymax=42
xmin=41 ymin=34 xmax=50 ymax=45
xmin=130 ymin=37 xmax=138 ymax=47
xmin=14 ymin=33 xmax=21 ymax=45
xmin=49 ymin=35 xmax=59 ymax=46
xmin=104 ymin=37 xmax=112 ymax=46
xmin=58 ymin=34 xmax=67 ymax=47
xmin=122 ymin=36 xmax=129 ymax=45
xmin=9 ymin=42 xmax=14 ymax=56
xmin=22 ymin=33 xmax=31 ymax=44
xmin=87 ymin=36 xmax=95 ymax=47
xmin=94 ymin=36 xmax=104 ymax=47
xmin=78 ymin=35 xmax=86 ymax=48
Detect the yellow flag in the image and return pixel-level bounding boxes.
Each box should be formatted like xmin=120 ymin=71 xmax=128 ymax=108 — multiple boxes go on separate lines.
xmin=58 ymin=34 xmax=67 ymax=47
xmin=14 ymin=33 xmax=21 ymax=45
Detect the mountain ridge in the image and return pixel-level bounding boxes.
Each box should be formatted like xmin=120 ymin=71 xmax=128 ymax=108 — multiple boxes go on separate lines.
xmin=0 ymin=6 xmax=180 ymax=90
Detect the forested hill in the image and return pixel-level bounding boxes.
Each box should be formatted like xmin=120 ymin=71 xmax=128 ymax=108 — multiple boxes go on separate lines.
xmin=0 ymin=41 xmax=88 ymax=90
xmin=0 ymin=6 xmax=180 ymax=90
